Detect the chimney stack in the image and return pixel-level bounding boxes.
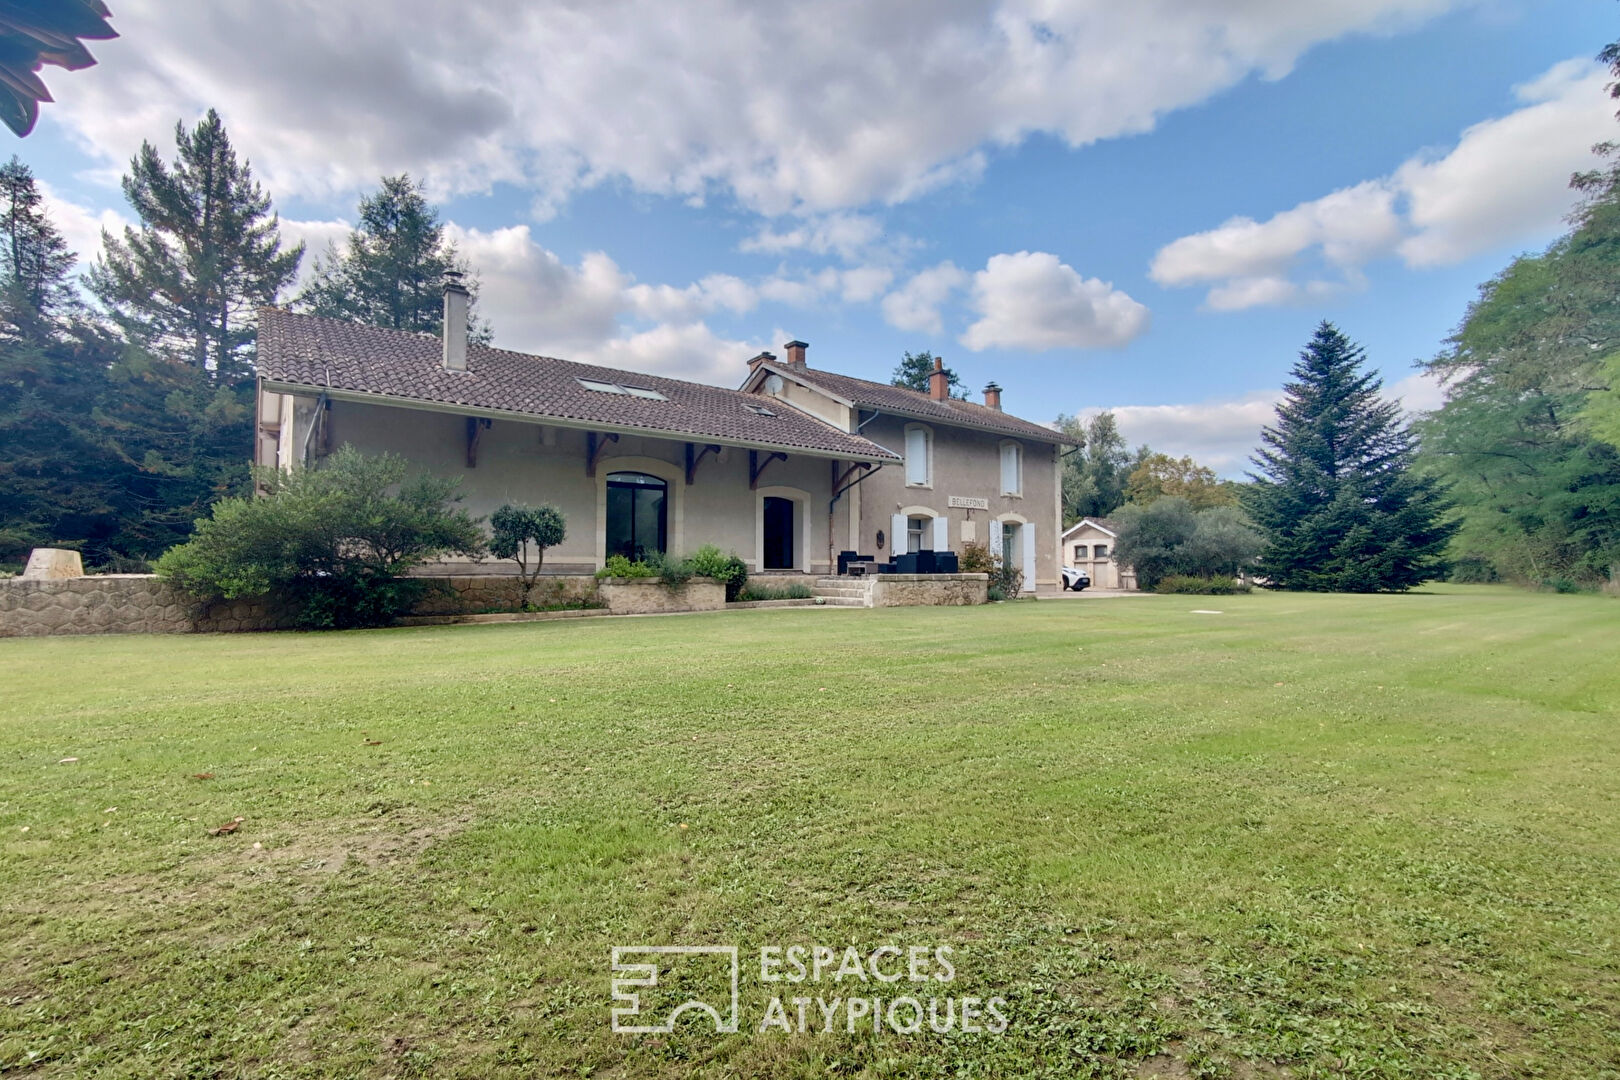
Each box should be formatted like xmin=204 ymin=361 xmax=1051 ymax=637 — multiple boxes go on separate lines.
xmin=747 ymin=350 xmax=777 ymax=372
xmin=783 ymin=340 xmax=808 ymax=367
xmin=983 ymin=381 xmax=1002 ymax=411
xmin=928 ymin=356 xmax=949 ymax=401
xmin=442 ymin=269 xmax=470 ymax=371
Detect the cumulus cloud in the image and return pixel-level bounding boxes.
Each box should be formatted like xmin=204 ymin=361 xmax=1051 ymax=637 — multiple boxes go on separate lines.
xmin=961 ymin=252 xmax=1148 ymax=351
xmin=47 ymin=0 xmax=1470 ymax=216
xmin=1150 ymin=60 xmax=1614 ymax=310
xmin=1092 ymin=371 xmax=1450 ymax=476
xmin=740 ymin=213 xmax=886 ymax=261
xmin=881 ymin=261 xmax=969 ymax=335
xmin=1092 ymin=391 xmax=1281 ymax=474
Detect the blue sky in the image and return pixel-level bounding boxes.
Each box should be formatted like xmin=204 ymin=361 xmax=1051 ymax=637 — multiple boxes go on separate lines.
xmin=18 ymin=0 xmax=1616 ymax=471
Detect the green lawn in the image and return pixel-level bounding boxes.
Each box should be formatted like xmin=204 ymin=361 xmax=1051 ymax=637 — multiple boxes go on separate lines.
xmin=1 ymin=586 xmax=1617 ymax=1078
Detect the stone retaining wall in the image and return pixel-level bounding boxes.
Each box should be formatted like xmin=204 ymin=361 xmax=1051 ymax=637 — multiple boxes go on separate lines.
xmin=870 ymin=573 xmax=989 ymax=607
xmin=0 ymin=573 xmax=728 ymax=637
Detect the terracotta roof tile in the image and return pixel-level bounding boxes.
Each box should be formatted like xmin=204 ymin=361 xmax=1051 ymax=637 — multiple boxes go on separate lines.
xmin=756 ymin=363 xmax=1078 ymax=444
xmin=257 ymin=309 xmax=900 ymax=462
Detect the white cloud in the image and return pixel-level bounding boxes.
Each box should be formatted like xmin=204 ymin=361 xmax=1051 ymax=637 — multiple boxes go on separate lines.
xmin=1093 ymin=371 xmax=1449 ymax=476
xmin=1150 ymin=59 xmax=1614 ymax=310
xmin=740 ymin=213 xmax=885 ymax=261
xmin=1397 ymin=60 xmax=1613 ymax=267
xmin=278 ymin=218 xmax=352 ymax=289
xmin=46 ymin=0 xmax=1471 ymax=216
xmin=1388 ymin=369 xmax=1447 ymax=413
xmin=961 ymin=251 xmax=1148 ymax=351
xmin=38 ymin=183 xmax=128 ymax=270
xmin=572 ymin=321 xmax=763 ymax=386
xmin=881 ymin=261 xmax=968 ymax=335
xmin=1091 ymin=391 xmax=1281 ymax=474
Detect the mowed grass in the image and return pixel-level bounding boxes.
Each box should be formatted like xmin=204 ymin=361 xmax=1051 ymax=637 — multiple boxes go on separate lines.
xmin=1 ymin=586 xmax=1617 ymax=1079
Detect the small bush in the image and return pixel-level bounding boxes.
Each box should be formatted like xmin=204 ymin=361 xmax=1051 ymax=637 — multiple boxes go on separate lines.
xmin=991 ymin=554 xmax=1024 ymax=598
xmin=1541 ymin=577 xmax=1583 ymax=594
xmin=1153 ymin=574 xmax=1251 ymax=595
xmin=688 ymin=544 xmax=749 ymax=601
xmin=737 ymin=582 xmax=811 ymax=601
xmin=97 ymin=554 xmax=152 ymax=574
xmin=643 ymin=549 xmax=693 ymax=586
xmin=959 ymin=540 xmax=993 ymax=575
xmin=595 ymin=554 xmax=655 ymax=580
xmin=986 ymin=585 xmax=1006 ymax=602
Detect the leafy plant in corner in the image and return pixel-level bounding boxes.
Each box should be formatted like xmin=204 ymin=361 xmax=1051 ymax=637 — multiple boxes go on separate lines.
xmin=595 ymin=554 xmax=654 ymax=580
xmin=489 ymin=503 xmax=566 ymax=609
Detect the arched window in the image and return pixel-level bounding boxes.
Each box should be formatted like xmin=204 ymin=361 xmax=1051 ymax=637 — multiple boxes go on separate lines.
xmin=605 ymin=472 xmax=667 ymax=560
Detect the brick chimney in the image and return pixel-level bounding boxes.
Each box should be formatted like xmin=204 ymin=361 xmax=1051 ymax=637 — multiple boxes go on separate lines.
xmin=747 ymin=350 xmax=777 ymax=373
xmin=783 ymin=340 xmax=808 ymax=367
xmin=442 ymin=269 xmax=470 ymax=371
xmin=983 ymin=381 xmax=1002 ymax=411
xmin=928 ymin=356 xmax=949 ymax=401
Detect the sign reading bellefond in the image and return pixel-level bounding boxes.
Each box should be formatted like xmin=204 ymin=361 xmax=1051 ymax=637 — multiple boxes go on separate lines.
xmin=611 ymin=943 xmax=1009 ymax=1036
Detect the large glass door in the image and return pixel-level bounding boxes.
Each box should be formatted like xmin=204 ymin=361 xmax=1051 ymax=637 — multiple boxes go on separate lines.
xmin=606 ymin=472 xmax=667 ymax=560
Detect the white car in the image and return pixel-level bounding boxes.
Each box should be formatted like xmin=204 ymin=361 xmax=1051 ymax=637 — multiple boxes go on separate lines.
xmin=1060 ymin=566 xmax=1091 ymax=591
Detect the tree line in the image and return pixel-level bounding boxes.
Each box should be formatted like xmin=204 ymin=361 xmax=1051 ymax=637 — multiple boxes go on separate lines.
xmin=0 ymin=109 xmax=488 ymax=569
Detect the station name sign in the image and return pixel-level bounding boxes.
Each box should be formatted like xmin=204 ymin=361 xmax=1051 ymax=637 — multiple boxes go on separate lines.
xmin=947 ymin=496 xmax=989 ymax=510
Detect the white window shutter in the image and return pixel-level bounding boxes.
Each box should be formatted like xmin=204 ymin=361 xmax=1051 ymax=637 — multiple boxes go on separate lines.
xmin=891 ymin=512 xmax=910 ymax=555
xmin=905 ymin=428 xmax=927 ymax=485
xmin=989 ymin=521 xmax=1003 ymax=559
xmin=931 ymin=515 xmax=948 ymax=551
xmin=1000 ymin=443 xmax=1017 ymax=493
xmin=1021 ymin=523 xmax=1036 ymax=592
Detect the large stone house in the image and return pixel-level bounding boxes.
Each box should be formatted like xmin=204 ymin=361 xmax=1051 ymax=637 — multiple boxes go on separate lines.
xmin=254 ymin=280 xmax=1073 ymax=592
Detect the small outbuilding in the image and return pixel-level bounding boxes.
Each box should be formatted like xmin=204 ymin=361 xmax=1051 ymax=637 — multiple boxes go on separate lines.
xmin=1060 ymin=518 xmax=1136 ymax=590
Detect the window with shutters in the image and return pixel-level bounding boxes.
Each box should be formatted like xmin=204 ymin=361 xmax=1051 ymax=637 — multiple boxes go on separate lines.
xmin=999 ymin=441 xmax=1022 ymax=496
xmin=904 ymin=424 xmax=931 ymax=487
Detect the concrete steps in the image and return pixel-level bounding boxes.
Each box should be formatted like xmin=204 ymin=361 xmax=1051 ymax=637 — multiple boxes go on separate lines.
xmin=811 ymin=576 xmax=873 ymax=608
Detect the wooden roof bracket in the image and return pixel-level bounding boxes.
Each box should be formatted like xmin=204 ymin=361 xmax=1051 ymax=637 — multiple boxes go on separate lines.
xmin=749 ymin=449 xmax=788 ymax=489
xmin=685 ymin=442 xmax=722 ymax=485
xmin=586 ymin=431 xmax=619 ymax=477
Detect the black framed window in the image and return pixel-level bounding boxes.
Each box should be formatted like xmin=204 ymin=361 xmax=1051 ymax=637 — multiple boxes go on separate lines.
xmin=606 ymin=472 xmax=667 ymax=560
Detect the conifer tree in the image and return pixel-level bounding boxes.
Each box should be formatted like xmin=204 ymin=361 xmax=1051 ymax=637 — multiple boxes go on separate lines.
xmin=0 ymin=156 xmax=76 ymax=333
xmin=299 ymin=174 xmax=487 ymax=339
xmin=88 ymin=109 xmax=303 ymax=377
xmin=890 ymin=350 xmax=962 ymax=397
xmin=1247 ymin=322 xmax=1455 ymax=591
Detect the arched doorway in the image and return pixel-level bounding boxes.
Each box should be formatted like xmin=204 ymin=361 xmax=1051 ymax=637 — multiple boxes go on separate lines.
xmin=762 ymin=496 xmax=795 ymax=569
xmin=605 ymin=472 xmax=667 ymax=560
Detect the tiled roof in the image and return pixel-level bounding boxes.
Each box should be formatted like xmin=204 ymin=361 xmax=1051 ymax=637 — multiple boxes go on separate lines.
xmin=755 ymin=363 xmax=1077 ymax=444
xmin=1064 ymin=517 xmax=1120 ymax=537
xmin=257 ymin=309 xmax=900 ymax=462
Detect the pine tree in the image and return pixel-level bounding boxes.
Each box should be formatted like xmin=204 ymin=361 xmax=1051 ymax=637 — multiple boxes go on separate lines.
xmin=299 ymin=174 xmax=487 ymax=339
xmin=891 ymin=350 xmax=963 ymax=397
xmin=0 ymin=156 xmax=76 ymax=334
xmin=1247 ymin=322 xmax=1455 ymax=592
xmin=88 ymin=109 xmax=303 ymax=378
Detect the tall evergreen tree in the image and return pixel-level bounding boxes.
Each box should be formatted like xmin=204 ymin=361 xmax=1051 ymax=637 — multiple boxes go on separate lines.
xmin=299 ymin=174 xmax=487 ymax=339
xmin=1247 ymin=322 xmax=1455 ymax=592
xmin=0 ymin=157 xmax=76 ymax=334
xmin=890 ymin=350 xmax=963 ymax=397
xmin=87 ymin=109 xmax=303 ymax=377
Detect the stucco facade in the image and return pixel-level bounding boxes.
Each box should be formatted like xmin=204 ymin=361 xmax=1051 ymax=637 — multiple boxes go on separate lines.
xmin=1062 ymin=518 xmax=1137 ymax=591
xmin=834 ymin=414 xmax=1062 ymax=593
xmin=258 ymin=391 xmax=849 ymax=575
